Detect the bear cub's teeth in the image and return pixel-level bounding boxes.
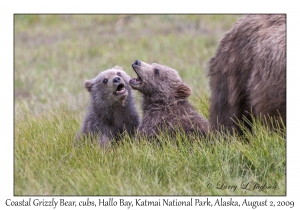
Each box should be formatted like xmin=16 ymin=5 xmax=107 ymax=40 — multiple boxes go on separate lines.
xmin=129 ymin=78 xmax=141 ymax=85
xmin=115 ymin=84 xmax=126 ymax=95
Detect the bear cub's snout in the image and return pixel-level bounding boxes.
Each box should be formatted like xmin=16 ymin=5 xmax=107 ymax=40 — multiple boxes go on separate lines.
xmin=133 ymin=60 xmax=141 ymax=66
xmin=113 ymin=76 xmax=121 ymax=84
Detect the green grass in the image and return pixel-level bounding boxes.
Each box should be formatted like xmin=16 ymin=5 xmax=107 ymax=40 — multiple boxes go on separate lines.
xmin=15 ymin=104 xmax=286 ymax=195
xmin=14 ymin=14 xmax=286 ymax=195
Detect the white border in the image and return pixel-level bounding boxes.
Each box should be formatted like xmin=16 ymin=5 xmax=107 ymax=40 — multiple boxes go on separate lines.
xmin=2 ymin=0 xmax=299 ymax=209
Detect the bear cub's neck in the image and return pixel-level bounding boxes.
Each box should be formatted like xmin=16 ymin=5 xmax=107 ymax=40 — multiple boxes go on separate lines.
xmin=92 ymin=94 xmax=135 ymax=118
xmin=142 ymin=95 xmax=190 ymax=112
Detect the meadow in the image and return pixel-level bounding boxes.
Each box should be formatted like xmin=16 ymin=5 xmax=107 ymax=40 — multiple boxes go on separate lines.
xmin=14 ymin=15 xmax=286 ymax=195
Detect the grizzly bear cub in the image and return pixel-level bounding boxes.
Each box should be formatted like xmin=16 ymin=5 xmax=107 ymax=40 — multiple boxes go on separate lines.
xmin=76 ymin=66 xmax=140 ymax=146
xmin=129 ymin=60 xmax=208 ymax=138
xmin=208 ymin=15 xmax=286 ymax=134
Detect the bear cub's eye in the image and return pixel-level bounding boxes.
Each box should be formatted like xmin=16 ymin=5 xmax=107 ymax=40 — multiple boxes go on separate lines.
xmin=154 ymin=68 xmax=159 ymax=75
xmin=103 ymin=79 xmax=108 ymax=84
xmin=117 ymin=72 xmax=121 ymax=77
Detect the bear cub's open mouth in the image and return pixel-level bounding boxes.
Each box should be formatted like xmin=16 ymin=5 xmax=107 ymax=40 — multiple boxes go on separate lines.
xmin=115 ymin=83 xmax=126 ymax=95
xmin=130 ymin=60 xmax=143 ymax=87
xmin=129 ymin=78 xmax=142 ymax=86
xmin=129 ymin=69 xmax=142 ymax=86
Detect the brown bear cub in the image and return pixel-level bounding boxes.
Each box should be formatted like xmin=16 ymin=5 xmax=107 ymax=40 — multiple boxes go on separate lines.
xmin=208 ymin=15 xmax=286 ymax=134
xmin=129 ymin=60 xmax=208 ymax=138
xmin=76 ymin=66 xmax=140 ymax=146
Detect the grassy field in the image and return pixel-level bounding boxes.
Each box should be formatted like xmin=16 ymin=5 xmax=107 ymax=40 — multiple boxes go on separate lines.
xmin=14 ymin=15 xmax=286 ymax=195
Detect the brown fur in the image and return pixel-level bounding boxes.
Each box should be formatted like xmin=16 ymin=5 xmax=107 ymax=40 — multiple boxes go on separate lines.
xmin=208 ymin=15 xmax=286 ymax=133
xmin=76 ymin=66 xmax=140 ymax=146
xmin=129 ymin=60 xmax=208 ymax=138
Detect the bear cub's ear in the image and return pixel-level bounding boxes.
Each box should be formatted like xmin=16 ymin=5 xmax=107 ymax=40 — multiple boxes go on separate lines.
xmin=175 ymin=83 xmax=192 ymax=99
xmin=85 ymin=80 xmax=93 ymax=92
xmin=113 ymin=65 xmax=123 ymax=70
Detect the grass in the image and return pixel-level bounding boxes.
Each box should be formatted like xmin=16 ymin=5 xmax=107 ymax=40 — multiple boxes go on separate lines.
xmin=14 ymin=14 xmax=286 ymax=195
xmin=15 ymin=105 xmax=286 ymax=195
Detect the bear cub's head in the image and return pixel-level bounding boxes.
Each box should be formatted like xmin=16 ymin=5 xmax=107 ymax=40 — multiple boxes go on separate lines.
xmin=129 ymin=60 xmax=191 ymax=100
xmin=85 ymin=66 xmax=131 ymax=106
